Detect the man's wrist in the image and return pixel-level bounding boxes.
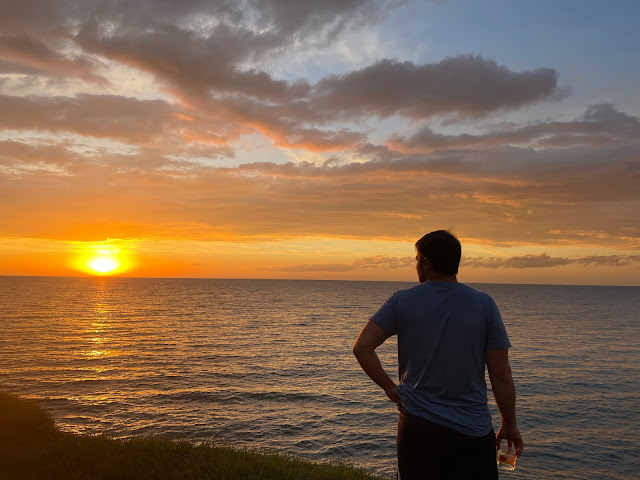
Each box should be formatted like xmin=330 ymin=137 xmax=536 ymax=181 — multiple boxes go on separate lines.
xmin=501 ymin=419 xmax=518 ymax=428
xmin=382 ymin=383 xmax=396 ymax=392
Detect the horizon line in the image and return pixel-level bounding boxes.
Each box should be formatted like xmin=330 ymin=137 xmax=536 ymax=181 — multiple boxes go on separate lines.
xmin=1 ymin=274 xmax=638 ymax=288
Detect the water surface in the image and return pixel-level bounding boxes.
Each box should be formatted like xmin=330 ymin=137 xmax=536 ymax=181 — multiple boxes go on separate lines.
xmin=1 ymin=277 xmax=638 ymax=479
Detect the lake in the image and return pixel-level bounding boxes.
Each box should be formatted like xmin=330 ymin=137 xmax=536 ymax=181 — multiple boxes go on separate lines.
xmin=1 ymin=277 xmax=638 ymax=479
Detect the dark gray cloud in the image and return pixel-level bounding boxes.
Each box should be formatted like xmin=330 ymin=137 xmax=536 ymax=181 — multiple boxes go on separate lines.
xmin=0 ymin=94 xmax=177 ymax=142
xmin=313 ymin=56 xmax=561 ymax=119
xmin=71 ymin=23 xmax=563 ymax=150
xmin=0 ymin=0 xmax=565 ymax=151
xmin=356 ymin=141 xmax=640 ymax=203
xmin=0 ymin=34 xmax=103 ymax=83
xmin=0 ymin=0 xmax=402 ymax=99
xmin=0 ymin=0 xmax=398 ymax=49
xmin=74 ymin=22 xmax=292 ymax=100
xmin=386 ymin=103 xmax=640 ymax=153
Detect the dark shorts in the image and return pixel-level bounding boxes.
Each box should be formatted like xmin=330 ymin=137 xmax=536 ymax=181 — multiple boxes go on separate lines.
xmin=397 ymin=410 xmax=498 ymax=480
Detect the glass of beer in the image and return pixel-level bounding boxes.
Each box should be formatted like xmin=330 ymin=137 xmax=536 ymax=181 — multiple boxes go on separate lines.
xmin=497 ymin=443 xmax=517 ymax=471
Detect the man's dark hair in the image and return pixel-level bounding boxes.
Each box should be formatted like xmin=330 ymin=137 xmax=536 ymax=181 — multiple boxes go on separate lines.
xmin=415 ymin=230 xmax=461 ymax=275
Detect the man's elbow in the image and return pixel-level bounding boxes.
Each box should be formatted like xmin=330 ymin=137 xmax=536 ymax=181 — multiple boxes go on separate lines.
xmin=352 ymin=341 xmax=370 ymax=359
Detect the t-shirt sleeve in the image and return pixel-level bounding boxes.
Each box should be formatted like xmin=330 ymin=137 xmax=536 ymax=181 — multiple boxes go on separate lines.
xmin=370 ymin=293 xmax=398 ymax=336
xmin=485 ymin=295 xmax=512 ymax=350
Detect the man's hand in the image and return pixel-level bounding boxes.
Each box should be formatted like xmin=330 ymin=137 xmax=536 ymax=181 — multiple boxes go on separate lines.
xmin=384 ymin=384 xmax=406 ymax=412
xmin=496 ymin=424 xmax=524 ymax=457
xmin=384 ymin=384 xmax=400 ymax=403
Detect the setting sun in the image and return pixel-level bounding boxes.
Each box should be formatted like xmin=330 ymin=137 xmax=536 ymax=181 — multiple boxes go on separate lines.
xmin=68 ymin=243 xmax=135 ymax=276
xmin=86 ymin=255 xmax=121 ymax=275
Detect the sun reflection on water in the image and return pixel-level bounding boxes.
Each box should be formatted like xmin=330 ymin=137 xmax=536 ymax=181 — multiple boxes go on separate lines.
xmin=82 ymin=349 xmax=112 ymax=358
xmin=80 ymin=298 xmax=114 ymax=361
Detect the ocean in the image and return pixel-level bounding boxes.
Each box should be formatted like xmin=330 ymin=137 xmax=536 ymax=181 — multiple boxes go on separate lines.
xmin=1 ymin=277 xmax=638 ymax=479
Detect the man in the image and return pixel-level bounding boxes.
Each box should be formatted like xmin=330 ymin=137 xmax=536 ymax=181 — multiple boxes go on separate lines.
xmin=353 ymin=230 xmax=523 ymax=479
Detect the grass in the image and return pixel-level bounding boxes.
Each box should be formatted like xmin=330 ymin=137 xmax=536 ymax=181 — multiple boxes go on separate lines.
xmin=0 ymin=393 xmax=387 ymax=480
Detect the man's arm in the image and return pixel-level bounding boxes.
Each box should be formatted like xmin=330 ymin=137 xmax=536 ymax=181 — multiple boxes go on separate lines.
xmin=486 ymin=349 xmax=524 ymax=456
xmin=353 ymin=320 xmax=401 ymax=406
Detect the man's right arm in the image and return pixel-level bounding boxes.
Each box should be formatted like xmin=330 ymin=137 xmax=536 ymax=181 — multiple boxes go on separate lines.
xmin=486 ymin=349 xmax=524 ymax=457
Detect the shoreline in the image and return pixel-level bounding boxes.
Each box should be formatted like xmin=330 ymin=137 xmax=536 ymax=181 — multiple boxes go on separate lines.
xmin=0 ymin=392 xmax=386 ymax=480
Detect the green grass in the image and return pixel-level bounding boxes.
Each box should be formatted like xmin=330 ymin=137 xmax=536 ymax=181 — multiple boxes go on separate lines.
xmin=0 ymin=393 xmax=387 ymax=480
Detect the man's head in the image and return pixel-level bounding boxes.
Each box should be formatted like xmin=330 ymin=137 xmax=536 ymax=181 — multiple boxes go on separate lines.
xmin=415 ymin=230 xmax=461 ymax=282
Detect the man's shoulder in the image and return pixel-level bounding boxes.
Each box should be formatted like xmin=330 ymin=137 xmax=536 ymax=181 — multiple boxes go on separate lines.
xmin=392 ymin=282 xmax=426 ymax=299
xmin=456 ymin=283 xmax=489 ymax=297
xmin=394 ymin=282 xmax=492 ymax=302
xmin=456 ymin=284 xmax=496 ymax=306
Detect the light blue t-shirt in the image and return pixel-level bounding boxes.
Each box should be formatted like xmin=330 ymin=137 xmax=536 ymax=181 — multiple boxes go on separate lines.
xmin=371 ymin=281 xmax=511 ymax=436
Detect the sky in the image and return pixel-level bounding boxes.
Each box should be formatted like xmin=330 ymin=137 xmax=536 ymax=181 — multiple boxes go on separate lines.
xmin=0 ymin=0 xmax=639 ymax=285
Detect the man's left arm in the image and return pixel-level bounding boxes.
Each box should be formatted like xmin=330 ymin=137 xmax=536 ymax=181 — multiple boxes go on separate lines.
xmin=353 ymin=320 xmax=401 ymax=407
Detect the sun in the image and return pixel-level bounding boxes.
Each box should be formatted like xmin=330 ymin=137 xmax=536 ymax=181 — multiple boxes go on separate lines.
xmin=70 ymin=243 xmax=134 ymax=276
xmin=86 ymin=255 xmax=121 ymax=275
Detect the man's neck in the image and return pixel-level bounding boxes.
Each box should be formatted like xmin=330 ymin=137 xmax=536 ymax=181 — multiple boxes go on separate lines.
xmin=428 ymin=274 xmax=458 ymax=283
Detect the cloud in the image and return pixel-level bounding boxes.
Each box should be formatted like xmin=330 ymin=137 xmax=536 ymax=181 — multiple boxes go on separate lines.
xmin=0 ymin=140 xmax=80 ymax=172
xmin=0 ymin=94 xmax=176 ymax=142
xmin=70 ymin=25 xmax=562 ymax=150
xmin=0 ymin=94 xmax=234 ymax=155
xmin=574 ymin=255 xmax=640 ymax=267
xmin=386 ymin=103 xmax=640 ymax=153
xmin=262 ymin=254 xmax=414 ymax=273
xmin=0 ymin=0 xmax=397 ymax=40
xmin=225 ymin=252 xmax=640 ymax=276
xmin=462 ymin=253 xmax=640 ymax=269
xmin=2 ymin=0 xmax=401 ymax=78
xmin=463 ymin=253 xmax=571 ymax=268
xmin=2 ymin=127 xmax=639 ymax=250
xmin=0 ymin=0 xmax=566 ymax=153
xmin=0 ymin=34 xmax=104 ymax=83
xmin=313 ymin=55 xmax=561 ymax=120
xmin=74 ymin=22 xmax=293 ymax=100
xmin=246 ymin=0 xmax=399 ymax=43
xmin=352 ymin=255 xmax=414 ymax=268
xmin=262 ymin=263 xmax=356 ymax=272
xmin=357 ymin=141 xmax=640 ymax=204
xmin=6 ymin=137 xmax=639 ymax=250
xmin=73 ymin=25 xmax=563 ymax=147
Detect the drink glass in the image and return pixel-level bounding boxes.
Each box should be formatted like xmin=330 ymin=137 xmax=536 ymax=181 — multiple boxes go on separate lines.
xmin=497 ymin=443 xmax=517 ymax=471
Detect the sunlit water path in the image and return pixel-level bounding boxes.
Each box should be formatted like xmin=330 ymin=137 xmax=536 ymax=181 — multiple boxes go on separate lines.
xmin=1 ymin=277 xmax=639 ymax=479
